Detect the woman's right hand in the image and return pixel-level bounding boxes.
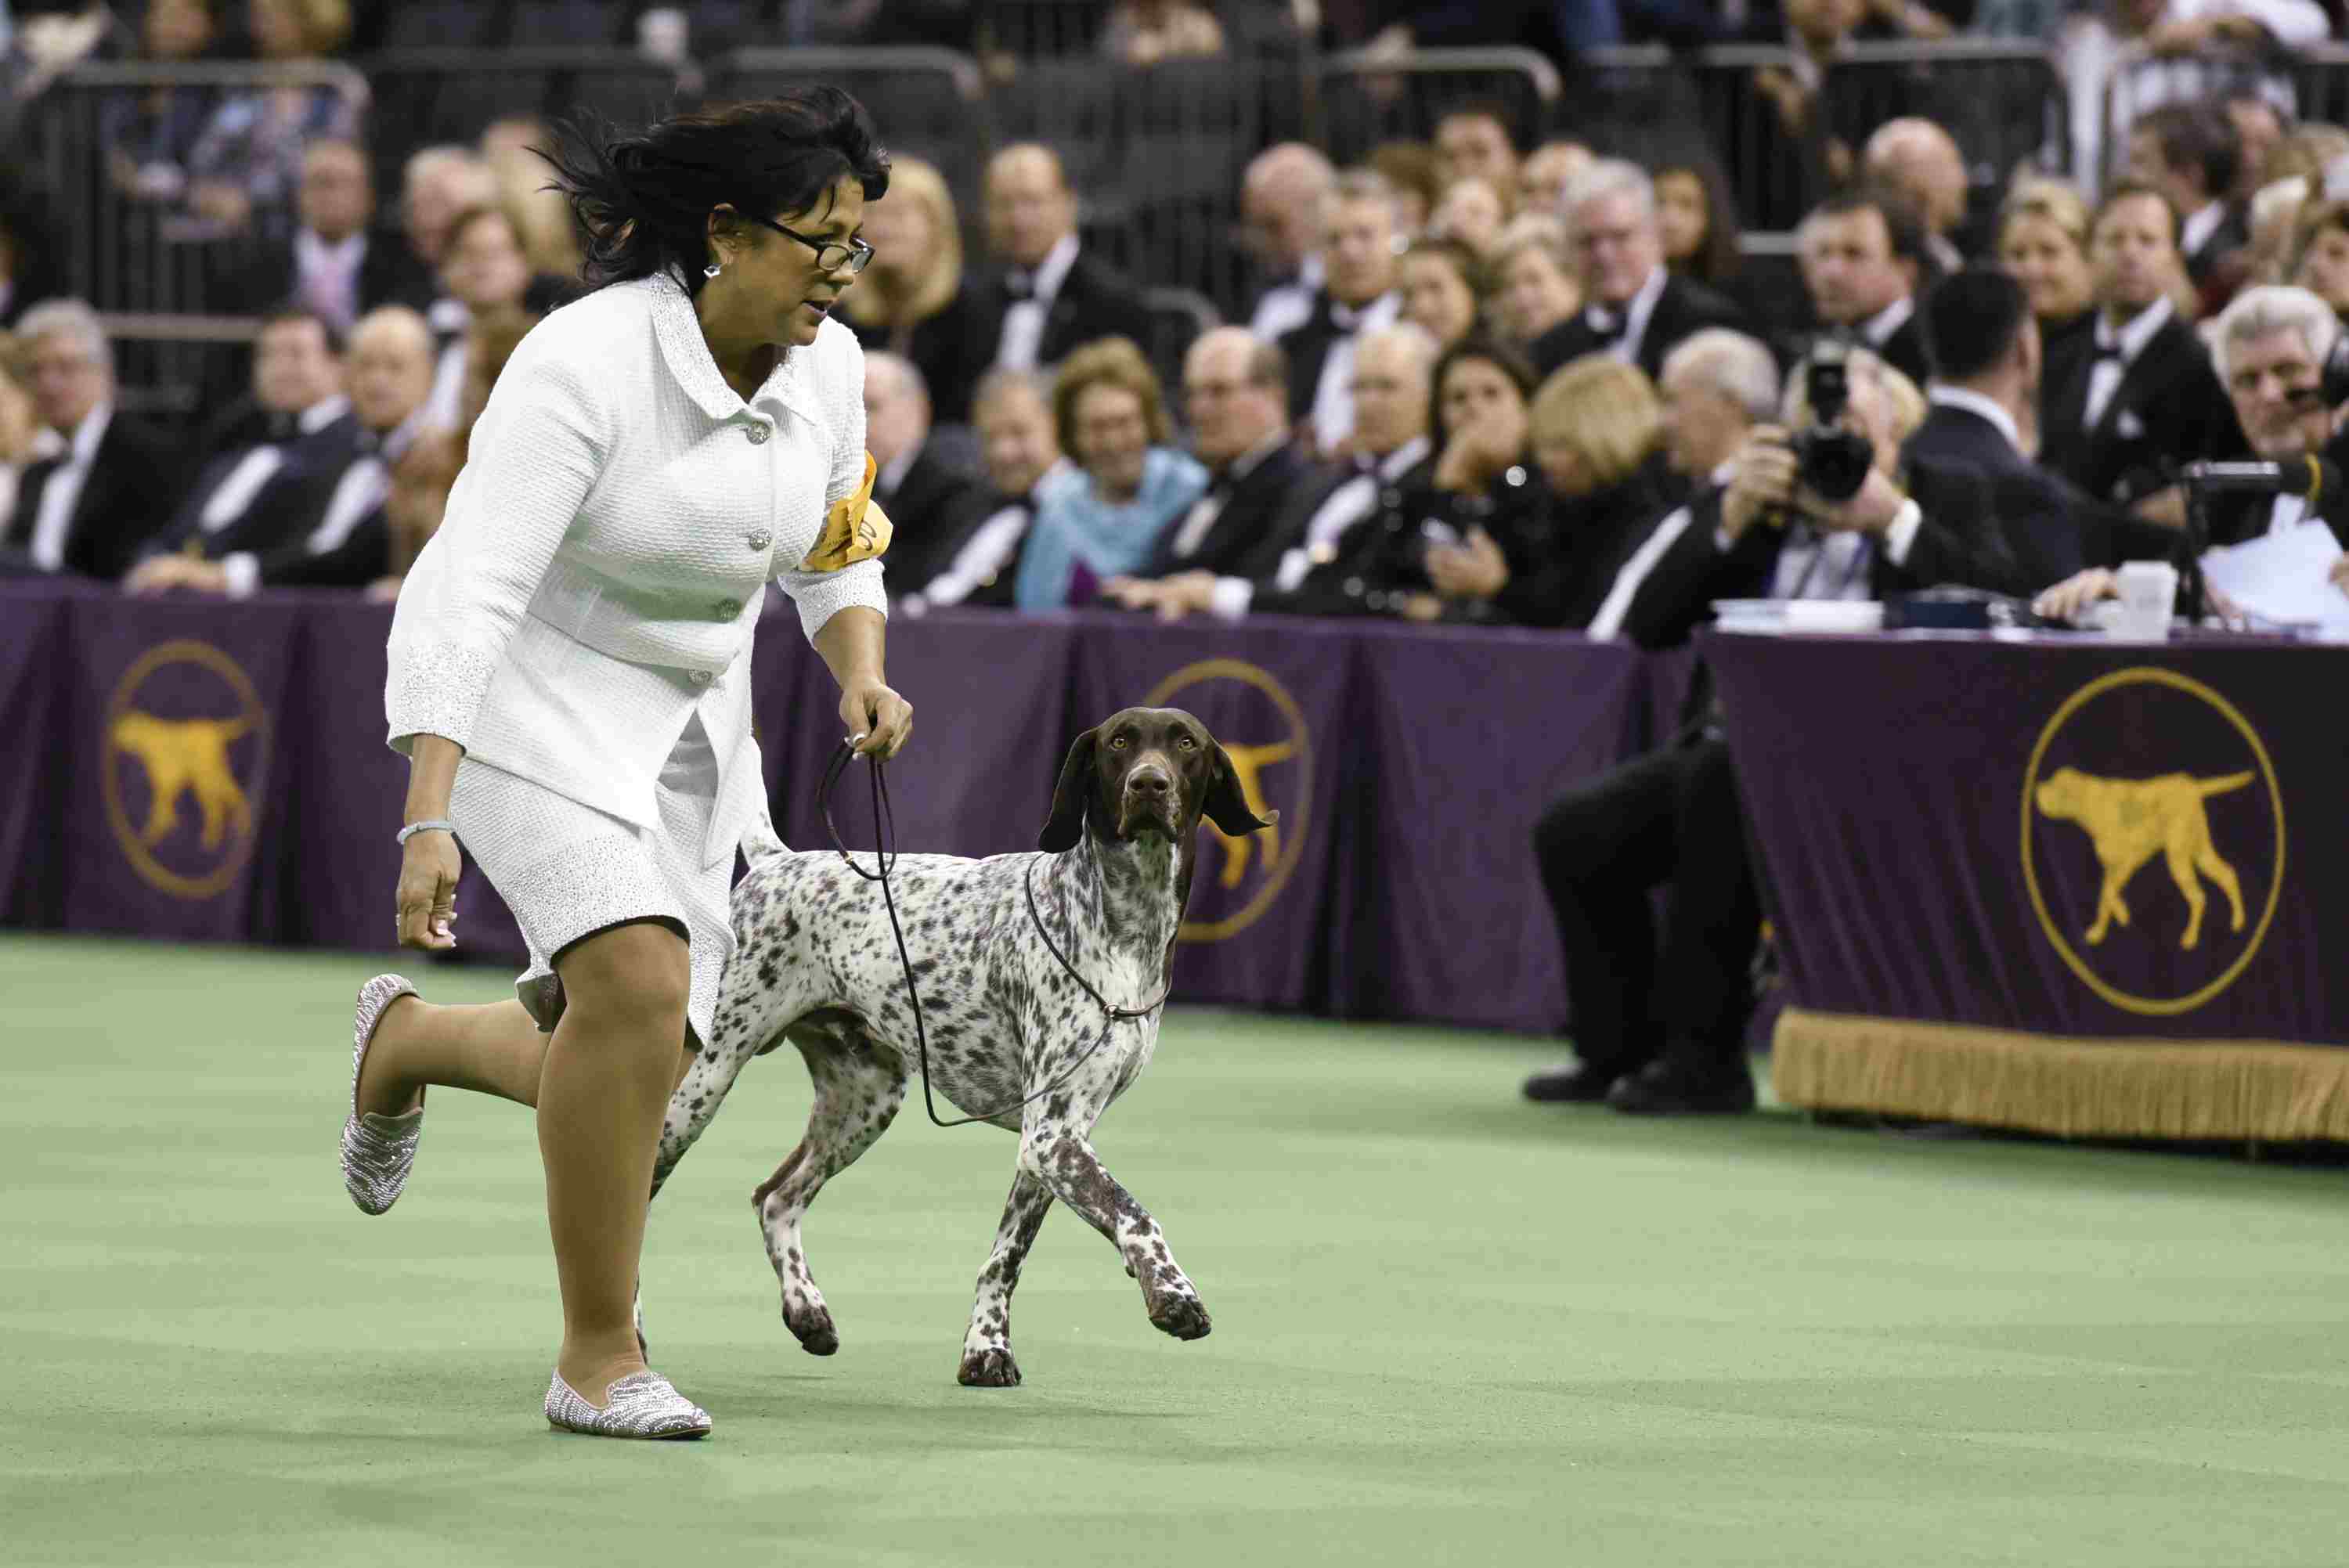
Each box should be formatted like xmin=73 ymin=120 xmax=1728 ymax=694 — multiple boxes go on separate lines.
xmin=395 ymin=830 xmax=463 ymax=950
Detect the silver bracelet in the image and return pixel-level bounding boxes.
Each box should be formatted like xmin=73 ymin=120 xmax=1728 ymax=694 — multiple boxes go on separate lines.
xmin=396 ymin=819 xmax=457 ymax=845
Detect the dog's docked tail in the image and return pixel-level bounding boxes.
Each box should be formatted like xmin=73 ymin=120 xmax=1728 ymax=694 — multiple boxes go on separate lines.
xmin=2198 ymin=772 xmax=2255 ymax=798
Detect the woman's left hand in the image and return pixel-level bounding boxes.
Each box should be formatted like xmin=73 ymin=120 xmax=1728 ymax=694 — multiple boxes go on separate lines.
xmin=839 ymin=679 xmax=913 ymax=760
xmin=1426 ymin=528 xmax=1510 ymax=599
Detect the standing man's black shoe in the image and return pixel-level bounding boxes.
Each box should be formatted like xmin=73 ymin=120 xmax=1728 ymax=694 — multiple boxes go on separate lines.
xmin=1521 ymin=1062 xmax=1626 ymax=1103
xmin=1606 ymin=1058 xmax=1756 ymax=1115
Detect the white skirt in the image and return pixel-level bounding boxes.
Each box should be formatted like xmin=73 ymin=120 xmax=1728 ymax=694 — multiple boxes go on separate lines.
xmin=449 ymin=715 xmax=734 ymax=1047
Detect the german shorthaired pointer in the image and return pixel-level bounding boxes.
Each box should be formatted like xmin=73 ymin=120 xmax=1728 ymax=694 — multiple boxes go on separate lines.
xmin=648 ymin=708 xmax=1275 ymax=1386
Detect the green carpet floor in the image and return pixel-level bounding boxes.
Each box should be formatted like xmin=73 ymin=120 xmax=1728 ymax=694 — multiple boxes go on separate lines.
xmin=4 ymin=934 xmax=2346 ymax=1566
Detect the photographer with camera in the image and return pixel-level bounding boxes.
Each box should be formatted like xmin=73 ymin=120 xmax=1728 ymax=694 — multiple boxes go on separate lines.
xmin=1521 ymin=344 xmax=2025 ymax=1117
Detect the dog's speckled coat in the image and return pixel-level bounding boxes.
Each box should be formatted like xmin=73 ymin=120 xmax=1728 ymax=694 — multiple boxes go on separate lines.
xmin=648 ymin=708 xmax=1274 ymax=1386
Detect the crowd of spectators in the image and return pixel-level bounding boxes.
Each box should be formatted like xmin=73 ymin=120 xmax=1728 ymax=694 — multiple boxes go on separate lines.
xmin=11 ymin=2 xmax=2349 ymax=1115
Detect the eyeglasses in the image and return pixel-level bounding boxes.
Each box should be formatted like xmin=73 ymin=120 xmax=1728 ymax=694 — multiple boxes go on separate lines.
xmin=752 ymin=216 xmax=874 ymax=276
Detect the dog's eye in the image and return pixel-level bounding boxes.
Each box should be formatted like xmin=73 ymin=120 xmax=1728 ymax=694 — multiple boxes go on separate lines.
xmin=1177 ymin=736 xmax=1196 ymax=751
xmin=1109 ymin=735 xmax=1128 ymax=751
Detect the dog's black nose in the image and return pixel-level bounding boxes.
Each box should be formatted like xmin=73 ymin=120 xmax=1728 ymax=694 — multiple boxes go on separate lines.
xmin=1128 ymin=769 xmax=1171 ymax=798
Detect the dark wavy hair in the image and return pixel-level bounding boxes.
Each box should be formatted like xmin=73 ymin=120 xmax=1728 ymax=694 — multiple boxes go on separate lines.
xmin=1428 ymin=334 xmax=1539 ymax=452
xmin=539 ymin=88 xmax=890 ymax=296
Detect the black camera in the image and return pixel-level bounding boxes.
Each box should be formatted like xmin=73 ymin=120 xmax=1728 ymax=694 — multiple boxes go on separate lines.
xmin=1788 ymin=340 xmax=1875 ymax=503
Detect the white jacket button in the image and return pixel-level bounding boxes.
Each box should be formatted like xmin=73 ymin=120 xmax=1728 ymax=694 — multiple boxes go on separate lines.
xmin=714 ymin=597 xmax=742 ymax=618
xmin=748 ymin=530 xmax=772 ymax=551
xmin=745 ymin=423 xmax=770 ymax=445
xmin=688 ymin=669 xmax=713 ymax=686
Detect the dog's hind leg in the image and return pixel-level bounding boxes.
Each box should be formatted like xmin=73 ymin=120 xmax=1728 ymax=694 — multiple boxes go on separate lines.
xmin=1020 ymin=1119 xmax=1211 ymax=1344
xmin=2166 ymin=844 xmax=2210 ymax=949
xmin=2196 ymin=842 xmax=2247 ymax=935
xmin=752 ymin=1031 xmax=908 ymax=1356
xmin=958 ymin=1168 xmax=1053 ymax=1387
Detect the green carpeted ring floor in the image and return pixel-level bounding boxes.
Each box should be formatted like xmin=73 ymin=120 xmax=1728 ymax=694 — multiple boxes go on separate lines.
xmin=5 ymin=934 xmax=2346 ymax=1566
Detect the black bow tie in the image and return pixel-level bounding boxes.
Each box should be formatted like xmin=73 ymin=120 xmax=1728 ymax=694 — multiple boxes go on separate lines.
xmin=2093 ymin=341 xmax=2127 ymax=363
xmin=264 ymin=412 xmax=298 ymax=443
xmin=1005 ymin=272 xmax=1034 ymax=302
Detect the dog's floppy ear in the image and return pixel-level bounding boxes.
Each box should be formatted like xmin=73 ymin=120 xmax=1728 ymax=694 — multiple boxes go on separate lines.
xmin=1201 ymin=740 xmax=1279 ymax=838
xmin=1038 ymin=728 xmax=1099 ymax=852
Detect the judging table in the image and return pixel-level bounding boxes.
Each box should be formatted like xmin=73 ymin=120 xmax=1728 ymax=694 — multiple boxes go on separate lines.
xmin=1710 ymin=629 xmax=2349 ymax=1141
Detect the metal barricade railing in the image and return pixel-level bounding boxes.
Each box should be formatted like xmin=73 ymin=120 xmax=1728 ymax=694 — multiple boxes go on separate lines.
xmin=709 ymin=47 xmax=991 ymax=213
xmin=96 ymin=314 xmax=262 ymax=423
xmin=2098 ymin=41 xmax=2295 ymax=189
xmin=361 ymin=47 xmax=687 ymax=193
xmin=17 ymin=62 xmax=370 ymax=318
xmin=1310 ymin=46 xmax=1563 ymax=168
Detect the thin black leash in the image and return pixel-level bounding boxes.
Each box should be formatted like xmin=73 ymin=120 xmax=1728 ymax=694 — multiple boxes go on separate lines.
xmin=817 ymin=743 xmax=1171 ymax=1130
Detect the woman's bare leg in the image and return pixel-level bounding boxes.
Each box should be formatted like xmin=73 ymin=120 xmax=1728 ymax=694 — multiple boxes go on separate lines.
xmin=357 ymin=996 xmax=550 ymax=1112
xmin=537 ymin=921 xmax=692 ymax=1404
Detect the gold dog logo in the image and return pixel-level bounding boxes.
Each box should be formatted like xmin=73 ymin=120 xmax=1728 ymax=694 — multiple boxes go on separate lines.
xmin=103 ymin=640 xmax=269 ymax=899
xmin=2021 ymin=669 xmax=2283 ymax=1016
xmin=1143 ymin=658 xmax=1310 ymax=942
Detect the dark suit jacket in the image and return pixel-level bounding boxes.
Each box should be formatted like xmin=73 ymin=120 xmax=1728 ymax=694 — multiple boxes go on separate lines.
xmin=1273 ymin=290 xmax=1397 ymax=427
xmin=1529 ymin=274 xmax=1748 ymax=382
xmin=874 ymin=441 xmax=997 ymax=598
xmin=2 ymin=413 xmax=183 ymax=581
xmin=149 ymin=411 xmax=366 ymax=563
xmin=1488 ymin=456 xmax=1685 ymax=629
xmin=2185 ymin=203 xmax=2250 ymax=290
xmin=969 ymin=247 xmax=1154 ymax=376
xmin=229 ymin=227 xmax=428 ymax=320
xmin=850 ymin=287 xmax=990 ymax=427
xmin=2039 ymin=311 xmax=2245 ymax=506
xmin=1135 ymin=438 xmax=1312 ymax=582
xmin=1871 ymin=311 xmax=1933 ymax=391
xmin=1250 ymin=455 xmax=1442 ymax=618
xmin=1901 ymin=401 xmax=2102 ymax=589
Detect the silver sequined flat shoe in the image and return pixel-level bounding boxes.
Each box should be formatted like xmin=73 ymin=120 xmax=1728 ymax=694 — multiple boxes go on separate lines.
xmin=341 ymin=974 xmax=423 ymax=1215
xmin=545 ymin=1370 xmax=713 ymax=1440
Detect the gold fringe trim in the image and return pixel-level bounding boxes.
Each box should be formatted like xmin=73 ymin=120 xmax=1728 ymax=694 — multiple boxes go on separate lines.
xmin=1771 ymin=1007 xmax=2349 ymax=1141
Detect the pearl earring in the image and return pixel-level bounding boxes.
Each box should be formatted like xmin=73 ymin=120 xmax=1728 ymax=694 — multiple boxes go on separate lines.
xmin=704 ymin=261 xmax=722 ymax=279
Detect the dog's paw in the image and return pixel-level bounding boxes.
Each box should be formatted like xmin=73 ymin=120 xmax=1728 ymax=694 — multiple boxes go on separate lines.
xmin=783 ymin=1295 xmax=839 ymax=1356
xmin=957 ymin=1346 xmax=1023 ymax=1387
xmin=1146 ymin=1285 xmax=1212 ymax=1342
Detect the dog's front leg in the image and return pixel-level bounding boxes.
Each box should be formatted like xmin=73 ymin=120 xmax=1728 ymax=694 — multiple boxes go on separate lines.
xmin=1020 ymin=1120 xmax=1210 ymax=1343
xmin=958 ymin=1168 xmax=1053 ymax=1387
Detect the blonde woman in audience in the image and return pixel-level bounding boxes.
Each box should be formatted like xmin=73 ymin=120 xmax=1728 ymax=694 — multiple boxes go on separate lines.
xmin=1488 ymin=215 xmax=1582 ymax=354
xmin=2287 ymin=200 xmax=2349 ymax=319
xmin=1428 ymin=355 xmax=1680 ymax=629
xmin=479 ymin=117 xmax=583 ymax=280
xmin=1398 ymin=238 xmax=1485 ymax=352
xmin=1430 ymin=177 xmax=1509 ymax=258
xmin=1998 ymin=176 xmax=2097 ymax=360
xmin=839 ymin=155 xmax=983 ymax=423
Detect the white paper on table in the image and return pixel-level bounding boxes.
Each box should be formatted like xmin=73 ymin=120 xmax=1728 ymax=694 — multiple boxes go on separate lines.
xmin=2199 ymin=524 xmax=2349 ymax=633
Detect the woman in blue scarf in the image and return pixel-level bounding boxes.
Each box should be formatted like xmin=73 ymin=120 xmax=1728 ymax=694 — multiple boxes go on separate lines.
xmin=1016 ymin=337 xmax=1207 ymax=608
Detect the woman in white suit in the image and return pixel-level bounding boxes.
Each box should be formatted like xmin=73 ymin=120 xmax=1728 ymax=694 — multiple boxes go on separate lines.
xmin=342 ymin=89 xmax=913 ymax=1440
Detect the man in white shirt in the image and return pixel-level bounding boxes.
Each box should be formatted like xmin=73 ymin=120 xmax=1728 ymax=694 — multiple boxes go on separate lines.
xmin=1274 ymin=169 xmax=1404 ymax=454
xmin=1588 ymin=329 xmax=1781 ymax=640
xmin=860 ymin=352 xmax=991 ymax=597
xmin=1531 ymin=160 xmax=1747 ymax=382
xmin=0 ymin=299 xmax=180 ymax=580
xmin=1239 ymin=143 xmax=1333 ymax=344
xmin=125 ymin=307 xmax=436 ymax=597
xmin=1119 ymin=326 xmax=1306 ymax=583
xmin=1862 ymin=118 xmax=1971 ymax=276
xmin=978 ymin=143 xmax=1151 ymax=378
xmin=906 ymin=369 xmax=1070 ymax=612
xmin=1796 ymin=187 xmax=1934 ymax=388
xmin=2128 ymin=103 xmax=2248 ymax=294
xmin=1113 ymin=323 xmax=1436 ymax=622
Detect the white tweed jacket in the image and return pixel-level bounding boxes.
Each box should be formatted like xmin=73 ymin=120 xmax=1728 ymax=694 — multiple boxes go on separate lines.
xmin=384 ymin=270 xmax=886 ymax=866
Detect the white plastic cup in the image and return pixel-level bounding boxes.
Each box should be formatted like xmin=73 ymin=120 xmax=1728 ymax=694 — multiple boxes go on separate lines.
xmin=637 ymin=7 xmax=688 ymax=63
xmin=2111 ymin=560 xmax=2179 ymax=640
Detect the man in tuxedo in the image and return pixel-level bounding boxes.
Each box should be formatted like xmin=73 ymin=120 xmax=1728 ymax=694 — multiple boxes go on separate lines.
xmin=1126 ymin=328 xmax=1307 ymax=582
xmin=121 ymin=307 xmax=437 ymax=597
xmin=1862 ymin=118 xmax=1971 ymax=276
xmin=860 ymin=351 xmax=994 ymax=598
xmin=973 ymin=144 xmax=1153 ymax=380
xmin=1904 ymin=267 xmax=2103 ymax=589
xmin=1530 ymin=159 xmax=1745 ymax=382
xmin=124 ymin=308 xmax=356 ymax=589
xmin=1240 ymin=143 xmax=1334 ymax=344
xmin=2128 ymin=103 xmax=2246 ymax=297
xmin=1109 ymin=323 xmax=1438 ymax=622
xmin=229 ymin=140 xmax=421 ymax=338
xmin=1274 ymin=170 xmax=1405 ymax=454
xmin=2039 ymin=182 xmax=2244 ymax=510
xmin=0 ymin=301 xmax=180 ymax=581
xmin=904 ymin=368 xmax=1072 ymax=612
xmin=1795 ymin=186 xmax=1935 ymax=388
xmin=1523 ymin=344 xmax=2026 ymax=1116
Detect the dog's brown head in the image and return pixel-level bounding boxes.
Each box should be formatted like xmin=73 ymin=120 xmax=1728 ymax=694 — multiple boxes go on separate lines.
xmin=1037 ymin=707 xmax=1278 ymax=853
xmin=2035 ymin=767 xmax=2087 ymax=820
